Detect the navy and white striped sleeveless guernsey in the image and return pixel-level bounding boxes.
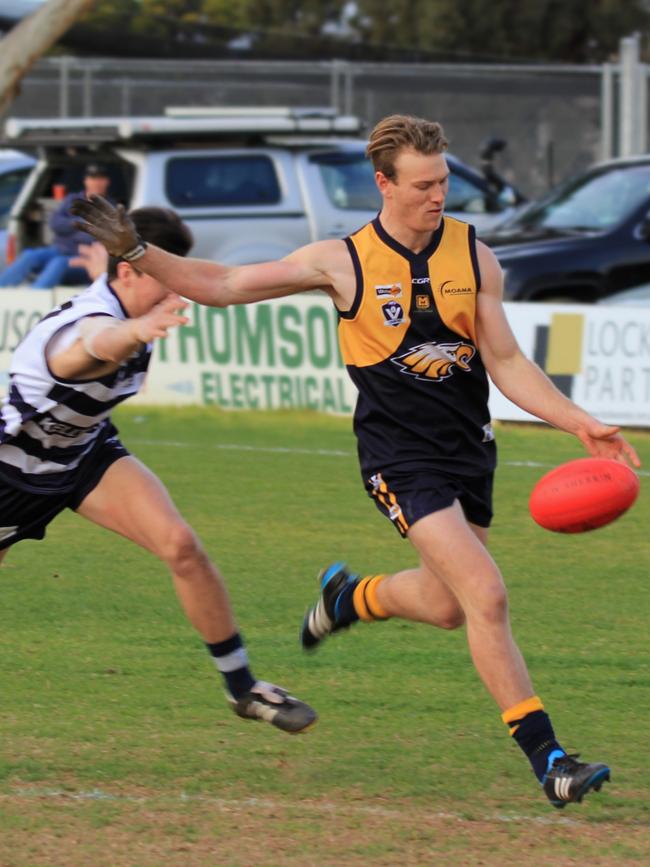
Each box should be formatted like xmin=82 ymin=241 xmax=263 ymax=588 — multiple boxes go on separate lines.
xmin=0 ymin=275 xmax=151 ymax=494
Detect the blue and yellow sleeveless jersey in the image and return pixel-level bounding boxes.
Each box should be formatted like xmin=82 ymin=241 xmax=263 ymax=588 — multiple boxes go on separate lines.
xmin=340 ymin=215 xmax=497 ymax=479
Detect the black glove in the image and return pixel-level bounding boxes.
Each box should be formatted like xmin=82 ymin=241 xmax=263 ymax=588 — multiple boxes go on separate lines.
xmin=71 ymin=195 xmax=146 ymax=261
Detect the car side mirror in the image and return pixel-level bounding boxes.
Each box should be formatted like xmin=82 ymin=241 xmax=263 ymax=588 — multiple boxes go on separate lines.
xmin=479 ymin=137 xmax=507 ymax=161
xmin=497 ymin=185 xmax=518 ymax=207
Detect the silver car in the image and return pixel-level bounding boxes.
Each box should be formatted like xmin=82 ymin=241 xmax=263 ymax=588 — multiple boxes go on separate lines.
xmin=4 ymin=109 xmax=520 ymax=268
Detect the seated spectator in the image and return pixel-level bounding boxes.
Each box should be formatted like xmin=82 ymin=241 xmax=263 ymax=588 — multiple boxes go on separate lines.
xmin=0 ymin=164 xmax=112 ymax=289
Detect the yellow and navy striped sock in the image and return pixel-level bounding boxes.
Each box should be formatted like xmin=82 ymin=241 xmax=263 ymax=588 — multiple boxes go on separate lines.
xmin=332 ymin=574 xmax=391 ymax=625
xmin=352 ymin=575 xmax=391 ymax=622
xmin=502 ymin=696 xmax=565 ymax=782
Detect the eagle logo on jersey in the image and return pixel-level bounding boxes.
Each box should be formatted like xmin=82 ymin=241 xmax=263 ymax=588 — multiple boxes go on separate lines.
xmin=391 ymin=341 xmax=475 ymax=382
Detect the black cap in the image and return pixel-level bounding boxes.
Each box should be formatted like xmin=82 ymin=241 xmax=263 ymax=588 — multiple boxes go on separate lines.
xmin=84 ymin=163 xmax=110 ymax=178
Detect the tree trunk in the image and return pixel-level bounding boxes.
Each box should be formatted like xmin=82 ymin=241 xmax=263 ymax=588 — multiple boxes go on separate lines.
xmin=0 ymin=0 xmax=95 ymax=117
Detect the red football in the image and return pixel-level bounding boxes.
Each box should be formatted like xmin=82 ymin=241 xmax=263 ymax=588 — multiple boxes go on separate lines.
xmin=529 ymin=458 xmax=640 ymax=533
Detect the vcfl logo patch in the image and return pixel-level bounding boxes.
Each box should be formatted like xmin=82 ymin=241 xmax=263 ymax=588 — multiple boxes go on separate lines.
xmin=382 ymin=300 xmax=405 ymax=327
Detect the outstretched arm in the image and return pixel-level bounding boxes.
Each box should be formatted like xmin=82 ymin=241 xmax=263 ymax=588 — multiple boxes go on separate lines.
xmin=475 ymin=242 xmax=640 ymax=467
xmin=113 ymin=243 xmax=333 ymax=307
xmin=71 ymin=196 xmax=335 ymax=307
xmin=48 ymin=294 xmax=188 ymax=380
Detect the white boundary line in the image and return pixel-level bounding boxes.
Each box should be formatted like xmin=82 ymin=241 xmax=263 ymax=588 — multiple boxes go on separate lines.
xmin=130 ymin=439 xmax=351 ymax=457
xmin=3 ymin=787 xmax=579 ymax=826
xmin=128 ymin=439 xmax=650 ymax=476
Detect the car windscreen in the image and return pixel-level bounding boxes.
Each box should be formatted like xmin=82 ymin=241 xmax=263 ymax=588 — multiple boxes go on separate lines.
xmin=310 ymin=151 xmax=504 ymax=216
xmin=512 ymin=164 xmax=650 ymax=232
xmin=445 ymin=169 xmax=493 ymax=213
xmin=309 ymin=151 xmax=381 ymax=211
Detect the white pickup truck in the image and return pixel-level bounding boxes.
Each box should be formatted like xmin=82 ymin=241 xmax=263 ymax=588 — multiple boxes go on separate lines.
xmin=2 ymin=107 xmax=520 ymax=268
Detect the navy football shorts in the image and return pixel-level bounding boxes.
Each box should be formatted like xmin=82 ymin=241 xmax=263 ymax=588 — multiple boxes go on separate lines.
xmin=0 ymin=436 xmax=129 ymax=551
xmin=364 ymin=468 xmax=494 ymax=538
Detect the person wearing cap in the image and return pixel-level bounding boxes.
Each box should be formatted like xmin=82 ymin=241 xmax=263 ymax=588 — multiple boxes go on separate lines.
xmin=0 ymin=163 xmax=112 ymax=289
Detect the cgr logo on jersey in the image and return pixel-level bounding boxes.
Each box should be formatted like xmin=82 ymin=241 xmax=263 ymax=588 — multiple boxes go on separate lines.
xmin=382 ymin=300 xmax=405 ymax=327
xmin=375 ymin=282 xmax=402 ymax=299
xmin=391 ymin=340 xmax=475 ymax=381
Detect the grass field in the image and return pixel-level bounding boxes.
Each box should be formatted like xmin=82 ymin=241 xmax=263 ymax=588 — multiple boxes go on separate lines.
xmin=1 ymin=407 xmax=649 ymax=867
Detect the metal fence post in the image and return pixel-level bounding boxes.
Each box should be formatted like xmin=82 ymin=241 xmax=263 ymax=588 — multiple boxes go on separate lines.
xmin=330 ymin=59 xmax=341 ymax=111
xmin=638 ymin=63 xmax=648 ymax=154
xmin=619 ymin=33 xmax=641 ymax=157
xmin=343 ymin=62 xmax=354 ymax=115
xmin=58 ymin=56 xmax=70 ymax=118
xmin=82 ymin=66 xmax=93 ymax=118
xmin=121 ymin=77 xmax=130 ymax=116
xmin=601 ymin=62 xmax=615 ymax=160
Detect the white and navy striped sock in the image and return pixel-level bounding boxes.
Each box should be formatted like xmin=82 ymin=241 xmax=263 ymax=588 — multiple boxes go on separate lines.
xmin=206 ymin=633 xmax=255 ymax=699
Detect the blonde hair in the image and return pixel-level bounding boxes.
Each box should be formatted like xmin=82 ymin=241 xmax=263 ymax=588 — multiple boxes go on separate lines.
xmin=366 ymin=115 xmax=448 ymax=181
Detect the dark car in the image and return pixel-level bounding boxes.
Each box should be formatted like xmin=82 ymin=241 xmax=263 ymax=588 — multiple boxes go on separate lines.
xmin=483 ymin=156 xmax=650 ymax=302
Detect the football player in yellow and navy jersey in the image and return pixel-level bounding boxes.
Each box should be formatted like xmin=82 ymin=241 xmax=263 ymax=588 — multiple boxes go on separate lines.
xmin=73 ymin=115 xmax=640 ymax=808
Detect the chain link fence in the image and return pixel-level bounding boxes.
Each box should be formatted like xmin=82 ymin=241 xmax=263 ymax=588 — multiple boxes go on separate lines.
xmin=2 ymin=56 xmax=630 ymax=197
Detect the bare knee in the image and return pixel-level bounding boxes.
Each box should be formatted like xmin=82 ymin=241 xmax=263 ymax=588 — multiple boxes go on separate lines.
xmin=158 ymin=522 xmax=205 ymax=572
xmin=469 ymin=582 xmax=509 ymax=625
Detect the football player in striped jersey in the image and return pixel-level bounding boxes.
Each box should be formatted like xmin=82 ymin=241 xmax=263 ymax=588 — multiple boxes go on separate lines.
xmin=0 ymin=206 xmax=316 ymax=737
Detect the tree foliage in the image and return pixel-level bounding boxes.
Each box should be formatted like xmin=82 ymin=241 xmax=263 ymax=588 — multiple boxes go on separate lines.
xmin=79 ymin=0 xmax=141 ymax=31
xmin=352 ymin=0 xmax=650 ymax=62
xmin=202 ymin=1 xmax=346 ymax=36
xmin=78 ymin=0 xmax=649 ymax=62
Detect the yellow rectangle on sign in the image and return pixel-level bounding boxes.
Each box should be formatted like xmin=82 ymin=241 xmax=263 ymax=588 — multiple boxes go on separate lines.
xmin=546 ymin=313 xmax=584 ymax=375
